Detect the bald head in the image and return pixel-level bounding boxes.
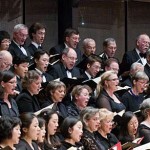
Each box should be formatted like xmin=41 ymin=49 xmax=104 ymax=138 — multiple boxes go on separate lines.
xmin=0 ymin=51 xmax=12 ymax=71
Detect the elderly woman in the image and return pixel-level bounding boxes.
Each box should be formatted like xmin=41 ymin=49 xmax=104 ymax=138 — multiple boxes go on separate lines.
xmin=67 ymin=85 xmax=90 ymax=117
xmin=16 ymin=70 xmax=42 ymax=113
xmin=80 ymin=106 xmax=102 ymax=150
xmin=96 ymin=70 xmax=125 ymax=113
xmin=41 ymin=80 xmax=68 ymax=119
xmin=139 ymin=98 xmax=150 ymax=144
xmin=118 ymin=111 xmax=139 ymax=144
xmin=95 ymin=108 xmax=119 ymax=149
xmin=0 ymin=70 xmax=19 ymax=117
xmin=0 ymin=116 xmax=21 ymax=150
xmin=122 ymin=71 xmax=149 ymax=112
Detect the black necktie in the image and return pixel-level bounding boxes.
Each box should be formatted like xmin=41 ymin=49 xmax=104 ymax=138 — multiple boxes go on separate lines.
xmin=38 ymin=46 xmax=42 ymax=49
xmin=139 ymin=53 xmax=146 ymax=58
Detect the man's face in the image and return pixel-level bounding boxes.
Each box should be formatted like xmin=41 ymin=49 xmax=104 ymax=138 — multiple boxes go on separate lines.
xmin=14 ymin=62 xmax=29 ymax=78
xmin=87 ymin=61 xmax=101 ymax=78
xmin=13 ymin=28 xmax=28 ymax=45
xmin=105 ymin=62 xmax=119 ymax=74
xmin=66 ymin=33 xmax=80 ymax=49
xmin=32 ymin=28 xmax=45 ymax=45
xmin=84 ymin=41 xmax=96 ymax=56
xmin=62 ymin=49 xmax=77 ymax=70
xmin=104 ymin=41 xmax=117 ymax=58
xmin=137 ymin=35 xmax=150 ymax=54
xmin=0 ymin=56 xmax=13 ymax=71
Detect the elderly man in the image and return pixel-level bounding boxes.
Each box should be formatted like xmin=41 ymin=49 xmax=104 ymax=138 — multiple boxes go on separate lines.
xmin=8 ymin=24 xmax=30 ymax=58
xmin=48 ymin=47 xmax=81 ymax=79
xmin=120 ymin=33 xmax=150 ymax=75
xmin=0 ymin=50 xmax=13 ymax=71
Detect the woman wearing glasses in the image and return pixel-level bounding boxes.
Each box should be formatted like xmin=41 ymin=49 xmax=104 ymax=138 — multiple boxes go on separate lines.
xmin=96 ymin=70 xmax=125 ymax=113
xmin=122 ymin=71 xmax=149 ymax=112
xmin=0 ymin=70 xmax=19 ymax=117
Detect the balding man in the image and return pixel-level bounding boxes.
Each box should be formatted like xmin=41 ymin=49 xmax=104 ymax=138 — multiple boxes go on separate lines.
xmin=48 ymin=47 xmax=81 ymax=79
xmin=120 ymin=33 xmax=150 ymax=75
xmin=0 ymin=50 xmax=13 ymax=71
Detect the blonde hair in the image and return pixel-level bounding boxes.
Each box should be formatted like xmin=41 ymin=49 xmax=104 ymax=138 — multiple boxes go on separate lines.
xmin=96 ymin=70 xmax=117 ymax=97
xmin=99 ymin=108 xmax=114 ymax=121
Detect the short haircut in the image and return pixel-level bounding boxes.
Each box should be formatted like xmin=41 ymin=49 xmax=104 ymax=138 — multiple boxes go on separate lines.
xmin=29 ymin=22 xmax=46 ymax=39
xmin=0 ymin=116 xmax=21 ymax=143
xmin=86 ymin=54 xmax=102 ymax=66
xmin=13 ymin=24 xmax=28 ymax=33
xmin=130 ymin=62 xmax=143 ymax=71
xmin=71 ymin=85 xmax=90 ymax=101
xmin=0 ymin=30 xmax=10 ymax=44
xmin=46 ymin=80 xmax=66 ymax=97
xmin=103 ymin=38 xmax=116 ymax=48
xmin=64 ymin=28 xmax=79 ymax=41
xmin=132 ymin=71 xmax=149 ymax=83
xmin=104 ymin=57 xmax=119 ymax=67
xmin=99 ymin=108 xmax=114 ymax=121
xmin=13 ymin=55 xmax=30 ymax=65
xmin=140 ymin=98 xmax=150 ymax=119
xmin=60 ymin=117 xmax=81 ymax=139
xmin=82 ymin=38 xmax=95 ymax=47
xmin=22 ymin=70 xmax=41 ymax=89
xmin=34 ymin=50 xmax=49 ymax=60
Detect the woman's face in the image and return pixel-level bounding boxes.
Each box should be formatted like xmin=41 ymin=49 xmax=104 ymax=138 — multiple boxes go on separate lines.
xmin=47 ymin=113 xmax=59 ymax=135
xmin=37 ymin=125 xmax=46 ymax=143
xmin=25 ymin=117 xmax=40 ymax=141
xmin=70 ymin=121 xmax=83 ymax=143
xmin=51 ymin=86 xmax=66 ymax=103
xmin=99 ymin=118 xmax=113 ymax=134
xmin=86 ymin=112 xmax=100 ymax=132
xmin=2 ymin=76 xmax=17 ymax=95
xmin=28 ymin=76 xmax=42 ymax=95
xmin=105 ymin=74 xmax=119 ymax=92
xmin=11 ymin=124 xmax=21 ymax=144
xmin=0 ymin=38 xmax=11 ymax=50
xmin=127 ymin=116 xmax=139 ymax=136
xmin=134 ymin=79 xmax=148 ymax=94
xmin=75 ymin=88 xmax=89 ymax=109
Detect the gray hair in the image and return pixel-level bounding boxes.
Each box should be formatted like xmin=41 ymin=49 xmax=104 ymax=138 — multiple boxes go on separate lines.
xmin=132 ymin=71 xmax=149 ymax=82
xmin=140 ymin=98 xmax=150 ymax=119
xmin=130 ymin=62 xmax=143 ymax=71
xmin=80 ymin=106 xmax=99 ymax=129
xmin=13 ymin=24 xmax=28 ymax=33
xmin=82 ymin=38 xmax=95 ymax=47
xmin=103 ymin=38 xmax=116 ymax=47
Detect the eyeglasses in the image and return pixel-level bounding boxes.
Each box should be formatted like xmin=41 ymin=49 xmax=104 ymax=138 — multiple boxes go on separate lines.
xmin=67 ymin=56 xmax=78 ymax=62
xmin=70 ymin=37 xmax=81 ymax=42
xmin=107 ymin=78 xmax=119 ymax=81
xmin=1 ymin=40 xmax=11 ymax=44
xmin=3 ymin=62 xmax=13 ymax=67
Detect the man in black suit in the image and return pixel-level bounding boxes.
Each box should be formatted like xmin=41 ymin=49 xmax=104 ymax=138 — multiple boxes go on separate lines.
xmin=48 ymin=47 xmax=81 ymax=79
xmin=99 ymin=38 xmax=117 ymax=62
xmin=120 ymin=33 xmax=150 ymax=76
xmin=144 ymin=49 xmax=150 ymax=79
xmin=8 ymin=24 xmax=31 ymax=58
xmin=49 ymin=28 xmax=82 ymax=63
xmin=28 ymin=22 xmax=46 ymax=57
xmin=80 ymin=54 xmax=102 ymax=80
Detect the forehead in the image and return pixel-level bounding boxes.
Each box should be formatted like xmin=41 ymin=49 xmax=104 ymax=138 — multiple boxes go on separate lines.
xmin=39 ymin=53 xmax=49 ymax=59
xmin=36 ymin=28 xmax=45 ymax=33
xmin=107 ymin=41 xmax=116 ymax=46
xmin=110 ymin=62 xmax=119 ymax=68
xmin=87 ymin=41 xmax=96 ymax=47
xmin=70 ymin=33 xmax=79 ymax=37
xmin=19 ymin=28 xmax=28 ymax=34
xmin=67 ymin=49 xmax=77 ymax=56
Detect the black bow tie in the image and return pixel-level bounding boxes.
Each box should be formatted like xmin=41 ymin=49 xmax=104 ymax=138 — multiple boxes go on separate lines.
xmin=66 ymin=68 xmax=72 ymax=72
xmin=38 ymin=46 xmax=42 ymax=49
xmin=139 ymin=53 xmax=146 ymax=58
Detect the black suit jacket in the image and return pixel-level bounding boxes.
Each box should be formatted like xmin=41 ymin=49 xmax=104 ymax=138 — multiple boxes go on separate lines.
xmin=16 ymin=89 xmax=41 ymax=113
xmin=144 ymin=63 xmax=150 ymax=79
xmin=16 ymin=76 xmax=22 ymax=92
xmin=120 ymin=49 xmax=142 ymax=74
xmin=27 ymin=43 xmax=41 ymax=57
xmin=49 ymin=43 xmax=82 ymax=63
xmin=48 ymin=61 xmax=81 ymax=79
xmin=8 ymin=41 xmax=31 ymax=58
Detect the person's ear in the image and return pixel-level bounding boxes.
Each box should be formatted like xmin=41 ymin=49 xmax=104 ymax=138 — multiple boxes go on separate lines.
xmin=1 ymin=81 xmax=5 ymax=88
xmin=68 ymin=127 xmax=72 ymax=134
xmin=22 ymin=127 xmax=28 ymax=133
xmin=87 ymin=63 xmax=91 ymax=69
